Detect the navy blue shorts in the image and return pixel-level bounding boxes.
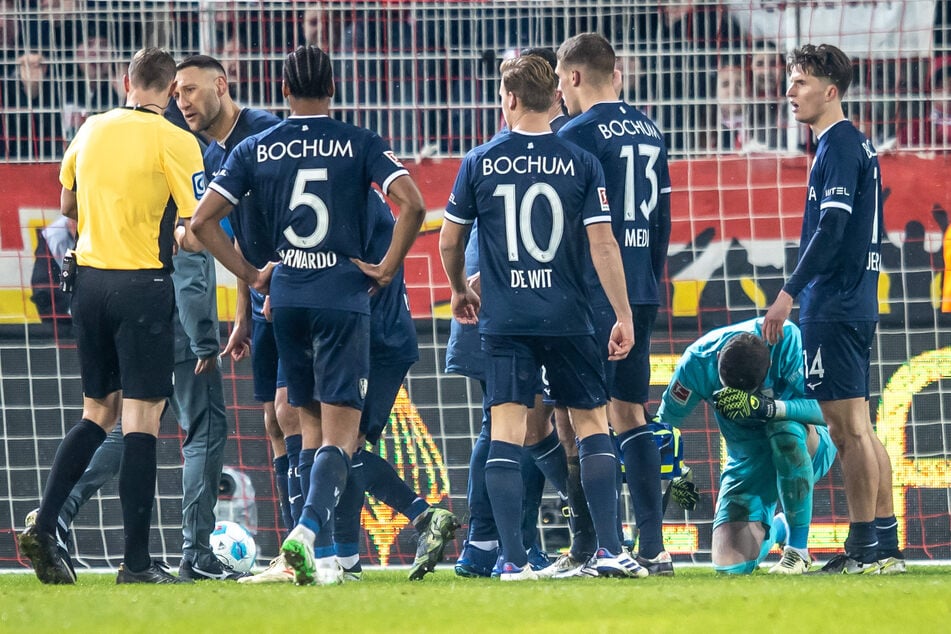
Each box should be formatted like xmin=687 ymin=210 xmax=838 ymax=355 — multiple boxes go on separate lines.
xmin=800 ymin=320 xmax=875 ymax=400
xmin=483 ymin=333 xmax=607 ymax=410
xmin=72 ymin=267 xmax=175 ymax=399
xmin=251 ymin=319 xmax=279 ymax=402
xmin=271 ymin=307 xmax=370 ymax=410
xmin=361 ymin=359 xmax=414 ymax=444
xmin=594 ymin=303 xmax=657 ymax=404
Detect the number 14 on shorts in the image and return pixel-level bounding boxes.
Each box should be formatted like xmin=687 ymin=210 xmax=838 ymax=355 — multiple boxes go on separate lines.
xmin=804 ymin=347 xmax=824 ymax=391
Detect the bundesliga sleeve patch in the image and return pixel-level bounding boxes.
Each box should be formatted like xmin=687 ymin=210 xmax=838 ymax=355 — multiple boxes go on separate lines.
xmin=384 ymin=150 xmax=405 ymax=168
xmin=597 ymin=186 xmax=610 ymax=211
xmin=670 ymin=380 xmax=691 ymax=404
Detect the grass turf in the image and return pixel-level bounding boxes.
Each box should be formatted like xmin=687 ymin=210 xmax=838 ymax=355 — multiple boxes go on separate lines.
xmin=1 ymin=566 xmax=949 ymax=633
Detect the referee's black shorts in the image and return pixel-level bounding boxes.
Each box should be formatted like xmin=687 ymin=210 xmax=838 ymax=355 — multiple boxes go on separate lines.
xmin=71 ymin=266 xmax=175 ymax=399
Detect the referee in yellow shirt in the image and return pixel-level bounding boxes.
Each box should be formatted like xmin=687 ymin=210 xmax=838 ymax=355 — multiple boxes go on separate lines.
xmin=18 ymin=48 xmax=206 ymax=585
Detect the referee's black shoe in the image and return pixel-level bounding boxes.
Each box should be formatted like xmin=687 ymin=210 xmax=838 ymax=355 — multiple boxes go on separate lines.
xmin=17 ymin=525 xmax=76 ymax=585
xmin=179 ymin=557 xmax=251 ymax=581
xmin=117 ymin=560 xmax=192 ymax=584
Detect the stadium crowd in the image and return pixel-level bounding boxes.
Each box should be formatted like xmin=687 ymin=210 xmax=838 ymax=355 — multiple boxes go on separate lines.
xmin=3 ymin=1 xmax=951 ymax=159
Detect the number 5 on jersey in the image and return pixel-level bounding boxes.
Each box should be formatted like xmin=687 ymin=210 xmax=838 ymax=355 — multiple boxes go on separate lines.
xmin=285 ymin=168 xmax=329 ymax=248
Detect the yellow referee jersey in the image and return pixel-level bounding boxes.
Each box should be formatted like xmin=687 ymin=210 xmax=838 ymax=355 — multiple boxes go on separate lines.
xmin=60 ymin=107 xmax=206 ymax=270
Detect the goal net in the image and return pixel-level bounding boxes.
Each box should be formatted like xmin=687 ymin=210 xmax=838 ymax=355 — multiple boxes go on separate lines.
xmin=1 ymin=1 xmax=950 ymax=570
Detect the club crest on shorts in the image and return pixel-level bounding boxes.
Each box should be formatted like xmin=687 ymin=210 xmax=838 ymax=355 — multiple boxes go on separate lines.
xmin=359 ymin=378 xmax=368 ymax=399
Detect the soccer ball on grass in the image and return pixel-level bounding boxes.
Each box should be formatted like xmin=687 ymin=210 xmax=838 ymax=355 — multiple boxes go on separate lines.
xmin=210 ymin=520 xmax=257 ymax=573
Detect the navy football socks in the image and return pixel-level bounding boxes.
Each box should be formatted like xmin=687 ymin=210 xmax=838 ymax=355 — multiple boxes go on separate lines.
xmin=273 ymin=454 xmax=292 ymax=534
xmin=845 ymin=521 xmax=879 ymax=563
xmin=332 ymin=451 xmax=367 ymax=558
xmin=299 ymin=446 xmax=350 ymax=539
xmin=616 ymin=426 xmax=664 ymax=557
xmin=565 ymin=455 xmax=597 ymax=559
xmin=285 ymin=434 xmax=303 ymax=525
xmin=361 ymin=449 xmax=421 ymax=519
xmin=579 ymin=433 xmax=623 ymax=556
xmin=521 ymin=453 xmax=546 ymax=550
xmin=484 ymin=440 xmax=527 ymax=568
xmin=876 ymin=515 xmax=900 ymax=556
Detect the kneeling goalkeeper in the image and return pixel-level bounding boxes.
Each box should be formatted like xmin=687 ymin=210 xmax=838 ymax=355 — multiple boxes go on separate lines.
xmin=654 ymin=318 xmax=836 ymax=575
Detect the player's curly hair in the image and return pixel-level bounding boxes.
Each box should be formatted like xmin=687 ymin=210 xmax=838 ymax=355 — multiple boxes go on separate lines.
xmin=283 ymin=45 xmax=334 ymax=99
xmin=718 ymin=333 xmax=770 ymax=392
xmin=788 ymin=43 xmax=853 ymax=97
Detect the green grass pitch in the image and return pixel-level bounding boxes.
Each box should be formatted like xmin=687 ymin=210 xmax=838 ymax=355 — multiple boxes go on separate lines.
xmin=2 ymin=566 xmax=949 ymax=633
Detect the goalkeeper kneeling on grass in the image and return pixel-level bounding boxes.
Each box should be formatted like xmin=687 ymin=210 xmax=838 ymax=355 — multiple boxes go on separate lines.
xmin=654 ymin=317 xmax=836 ymax=575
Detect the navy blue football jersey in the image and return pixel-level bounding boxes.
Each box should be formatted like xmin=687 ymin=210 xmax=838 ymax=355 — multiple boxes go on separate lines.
xmin=798 ymin=120 xmax=882 ymax=323
xmin=558 ymin=101 xmax=671 ymax=305
xmin=366 ymin=189 xmax=419 ymax=364
xmin=444 ymin=131 xmax=611 ymax=336
xmin=210 ymin=115 xmax=409 ymax=314
xmin=444 ymin=222 xmax=485 ymax=380
xmin=203 ymin=108 xmax=281 ymax=321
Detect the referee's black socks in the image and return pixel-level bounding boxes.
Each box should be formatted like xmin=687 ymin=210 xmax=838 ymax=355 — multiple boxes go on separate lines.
xmin=36 ymin=418 xmax=106 ymax=535
xmin=120 ymin=432 xmax=157 ymax=572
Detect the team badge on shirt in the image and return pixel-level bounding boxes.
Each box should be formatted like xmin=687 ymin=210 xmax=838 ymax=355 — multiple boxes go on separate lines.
xmin=192 ymin=172 xmax=207 ymax=199
xmin=670 ymin=380 xmax=691 ymax=404
xmin=597 ymin=186 xmax=610 ymax=211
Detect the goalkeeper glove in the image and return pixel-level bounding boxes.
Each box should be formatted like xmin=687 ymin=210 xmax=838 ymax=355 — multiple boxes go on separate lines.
xmin=670 ymin=466 xmax=699 ymax=511
xmin=712 ymin=387 xmax=776 ymax=422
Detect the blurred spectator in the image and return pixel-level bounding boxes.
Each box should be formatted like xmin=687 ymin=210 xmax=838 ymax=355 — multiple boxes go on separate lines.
xmin=615 ymin=49 xmax=652 ymax=113
xmin=349 ymin=9 xmax=415 ymax=155
xmin=301 ymin=5 xmax=328 ymax=48
xmin=846 ymin=77 xmax=897 ymax=152
xmin=307 ymin=4 xmax=418 ymax=155
xmin=715 ymin=60 xmax=747 ymax=151
xmin=1 ymin=0 xmax=22 ymax=63
xmin=747 ymin=41 xmax=787 ymax=150
xmin=1 ymin=51 xmax=63 ymax=158
xmin=217 ymin=24 xmax=266 ymax=105
xmin=24 ymin=0 xmax=79 ymax=58
xmin=30 ymin=215 xmax=76 ymax=332
xmin=933 ymin=58 xmax=951 ymax=147
xmin=898 ymin=56 xmax=951 ymax=149
xmin=714 ymin=43 xmax=792 ymax=153
xmin=630 ymin=1 xmax=743 ymax=156
xmin=419 ymin=4 xmax=492 ymax=153
xmin=61 ymin=33 xmax=125 ymax=139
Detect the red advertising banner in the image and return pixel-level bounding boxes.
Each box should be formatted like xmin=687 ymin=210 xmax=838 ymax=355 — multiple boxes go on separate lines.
xmin=401 ymin=153 xmax=951 ymax=318
xmin=2 ymin=153 xmax=950 ymax=320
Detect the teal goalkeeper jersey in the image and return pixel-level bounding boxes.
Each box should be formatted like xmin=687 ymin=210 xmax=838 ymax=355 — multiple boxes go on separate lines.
xmin=655 ymin=318 xmax=811 ymax=449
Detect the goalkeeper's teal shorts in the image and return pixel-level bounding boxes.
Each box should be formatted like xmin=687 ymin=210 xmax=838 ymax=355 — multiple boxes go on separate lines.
xmin=713 ymin=425 xmax=835 ymax=529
